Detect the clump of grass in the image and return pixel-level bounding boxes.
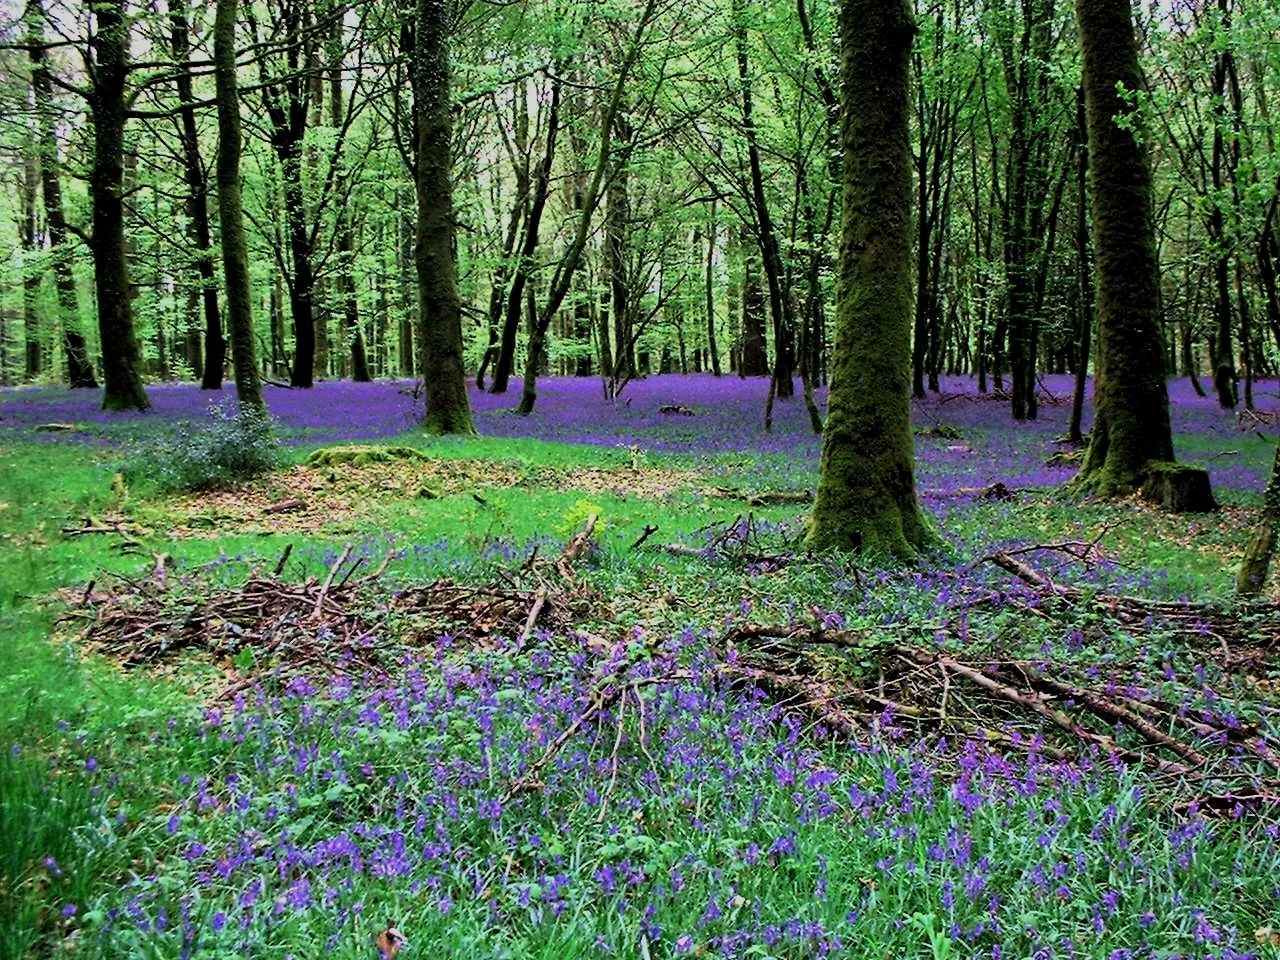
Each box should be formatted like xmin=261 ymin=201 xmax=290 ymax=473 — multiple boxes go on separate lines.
xmin=120 ymin=399 xmax=286 ymax=493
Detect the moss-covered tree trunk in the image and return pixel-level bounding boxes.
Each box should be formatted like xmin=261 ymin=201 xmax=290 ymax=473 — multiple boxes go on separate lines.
xmin=1238 ymin=442 xmax=1280 ymax=597
xmin=806 ymin=0 xmax=930 ymax=558
xmin=90 ymin=0 xmax=149 ymax=412
xmin=214 ymin=0 xmax=264 ymax=412
xmin=412 ymin=0 xmax=475 ymax=434
xmin=1070 ymin=0 xmax=1180 ymax=496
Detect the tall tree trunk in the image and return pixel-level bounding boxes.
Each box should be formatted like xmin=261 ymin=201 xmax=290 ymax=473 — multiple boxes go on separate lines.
xmin=518 ymin=0 xmax=656 ymax=416
xmin=1208 ymin=26 xmax=1238 ymax=409
xmin=1071 ymin=0 xmax=1183 ymax=496
xmin=705 ymin=204 xmax=722 ymax=376
xmin=491 ymin=77 xmax=560 ymax=395
xmin=20 ymin=142 xmax=42 ymax=380
xmin=167 ymin=0 xmax=224 ymax=390
xmin=214 ymin=0 xmax=264 ymax=411
xmin=90 ymin=0 xmax=148 ymax=411
xmin=740 ymin=242 xmax=768 ymax=375
xmin=257 ymin=4 xmax=317 ymax=388
xmin=327 ymin=17 xmax=369 ymax=383
xmin=28 ymin=0 xmax=96 ymax=388
xmin=413 ymin=0 xmax=474 ymax=433
xmin=607 ymin=142 xmax=634 ymax=388
xmin=477 ymin=158 xmax=527 ymax=388
xmin=1258 ymin=202 xmax=1280 ymax=359
xmin=734 ymin=0 xmax=793 ymax=398
xmin=808 ymin=0 xmax=929 ymax=558
xmin=1068 ymin=88 xmax=1092 ymax=446
xmin=398 ymin=204 xmax=415 ymax=378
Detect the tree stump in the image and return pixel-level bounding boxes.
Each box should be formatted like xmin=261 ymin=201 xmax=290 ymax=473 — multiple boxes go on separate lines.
xmin=304 ymin=446 xmax=426 ymax=468
xmin=1139 ymin=462 xmax=1216 ymax=513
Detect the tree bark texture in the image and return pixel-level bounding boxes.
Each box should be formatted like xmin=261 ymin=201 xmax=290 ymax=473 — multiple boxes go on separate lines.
xmin=807 ymin=0 xmax=930 ymax=558
xmin=413 ymin=0 xmax=475 ymax=434
xmin=214 ymin=0 xmax=265 ymax=411
xmin=1237 ymin=442 xmax=1280 ymax=597
xmin=90 ymin=0 xmax=149 ymax=411
xmin=1072 ymin=0 xmax=1179 ymax=496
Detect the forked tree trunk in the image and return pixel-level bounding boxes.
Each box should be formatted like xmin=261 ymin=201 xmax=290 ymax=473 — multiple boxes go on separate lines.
xmin=807 ymin=0 xmax=930 ymax=558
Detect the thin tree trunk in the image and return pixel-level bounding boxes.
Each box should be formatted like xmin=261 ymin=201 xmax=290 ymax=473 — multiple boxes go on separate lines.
xmin=328 ymin=17 xmax=369 ymax=383
xmin=214 ymin=0 xmax=264 ymax=410
xmin=734 ymin=0 xmax=792 ymax=398
xmin=1068 ymin=88 xmax=1092 ymax=446
xmin=705 ymin=204 xmax=722 ymax=376
xmin=491 ymin=77 xmax=560 ymax=395
xmin=168 ymin=0 xmax=224 ymax=389
xmin=28 ymin=0 xmax=96 ymax=388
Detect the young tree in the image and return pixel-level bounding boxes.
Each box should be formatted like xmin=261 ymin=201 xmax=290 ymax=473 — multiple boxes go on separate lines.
xmin=807 ymin=0 xmax=931 ymax=558
xmin=412 ymin=0 xmax=474 ymax=434
xmin=214 ymin=0 xmax=264 ymax=411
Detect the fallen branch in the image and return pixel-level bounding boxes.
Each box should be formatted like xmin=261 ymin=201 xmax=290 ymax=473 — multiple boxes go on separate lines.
xmin=313 ymin=544 xmax=353 ymax=619
xmin=555 ymin=514 xmax=598 ymax=579
xmin=630 ymin=524 xmax=660 ymax=551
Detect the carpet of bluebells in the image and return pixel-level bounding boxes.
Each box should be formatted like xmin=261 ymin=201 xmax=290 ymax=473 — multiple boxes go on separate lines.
xmin=4 ymin=374 xmax=1280 ymax=959
xmin=28 ymin=632 xmax=1280 ymax=959
xmin=4 ymin=373 xmax=1278 ymax=495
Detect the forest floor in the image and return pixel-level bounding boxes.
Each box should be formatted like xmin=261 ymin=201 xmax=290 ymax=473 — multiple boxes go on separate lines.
xmin=1 ymin=373 xmax=1279 ymax=960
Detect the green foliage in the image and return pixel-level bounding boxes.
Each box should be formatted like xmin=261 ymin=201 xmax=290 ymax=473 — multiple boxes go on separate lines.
xmin=121 ymin=399 xmax=285 ymax=493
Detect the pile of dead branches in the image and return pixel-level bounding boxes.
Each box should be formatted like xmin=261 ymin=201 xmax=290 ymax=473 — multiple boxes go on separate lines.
xmin=710 ymin=550 xmax=1280 ymax=808
xmin=62 ymin=518 xmax=606 ymax=692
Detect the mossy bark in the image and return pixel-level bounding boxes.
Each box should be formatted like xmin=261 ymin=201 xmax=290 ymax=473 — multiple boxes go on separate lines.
xmin=1137 ymin=462 xmax=1216 ymax=513
xmin=1069 ymin=0 xmax=1178 ymax=497
xmin=1237 ymin=442 xmax=1280 ymax=597
xmin=806 ymin=0 xmax=931 ymax=559
xmin=214 ymin=0 xmax=264 ymax=412
xmin=90 ymin=0 xmax=149 ymax=412
xmin=413 ymin=0 xmax=475 ymax=435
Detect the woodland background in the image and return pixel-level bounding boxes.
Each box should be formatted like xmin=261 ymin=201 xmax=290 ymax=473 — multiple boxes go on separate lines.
xmin=1 ymin=0 xmax=1277 ymax=415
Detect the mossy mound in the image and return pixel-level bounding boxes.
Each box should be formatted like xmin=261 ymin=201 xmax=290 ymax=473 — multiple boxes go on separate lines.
xmin=304 ymin=445 xmax=428 ymax=468
xmin=1139 ymin=461 xmax=1217 ymax=513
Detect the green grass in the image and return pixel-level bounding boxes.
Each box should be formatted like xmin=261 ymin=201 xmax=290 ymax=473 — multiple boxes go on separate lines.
xmin=1 ymin=425 xmax=1277 ymax=960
